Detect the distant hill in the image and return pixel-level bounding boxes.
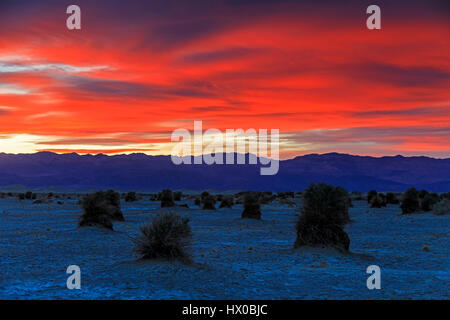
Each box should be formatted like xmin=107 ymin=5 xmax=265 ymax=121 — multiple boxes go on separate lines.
xmin=0 ymin=152 xmax=449 ymax=192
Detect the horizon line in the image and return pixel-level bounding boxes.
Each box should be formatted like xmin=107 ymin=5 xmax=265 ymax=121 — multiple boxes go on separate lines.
xmin=0 ymin=150 xmax=449 ymax=161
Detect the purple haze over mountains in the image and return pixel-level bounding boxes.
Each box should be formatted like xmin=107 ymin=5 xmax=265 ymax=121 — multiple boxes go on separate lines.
xmin=0 ymin=152 xmax=449 ymax=192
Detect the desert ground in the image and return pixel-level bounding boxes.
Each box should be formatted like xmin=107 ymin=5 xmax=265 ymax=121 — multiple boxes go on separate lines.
xmin=0 ymin=193 xmax=448 ymax=299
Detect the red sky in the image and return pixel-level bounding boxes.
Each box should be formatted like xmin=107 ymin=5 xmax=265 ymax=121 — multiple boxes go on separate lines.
xmin=0 ymin=0 xmax=449 ymax=158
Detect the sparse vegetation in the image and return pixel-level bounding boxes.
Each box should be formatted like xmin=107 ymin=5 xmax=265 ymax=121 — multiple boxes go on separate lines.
xmin=295 ymin=182 xmax=350 ymax=251
xmin=125 ymin=191 xmax=138 ymax=202
xmin=241 ymin=192 xmax=261 ymax=219
xmin=202 ymin=194 xmax=217 ymax=210
xmin=173 ymin=191 xmax=182 ymax=201
xmin=370 ymin=193 xmax=386 ymax=208
xmin=421 ymin=193 xmax=439 ymax=212
xmin=160 ymin=189 xmax=175 ymax=208
xmin=367 ymin=190 xmax=377 ymax=204
xmin=401 ymin=188 xmax=420 ymax=214
xmin=386 ymin=192 xmax=399 ymax=204
xmin=133 ymin=211 xmax=192 ymax=261
xmin=219 ymin=195 xmax=234 ymax=208
xmin=432 ymin=198 xmax=450 ymax=215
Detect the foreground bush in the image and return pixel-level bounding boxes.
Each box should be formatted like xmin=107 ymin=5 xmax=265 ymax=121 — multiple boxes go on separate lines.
xmin=133 ymin=211 xmax=192 ymax=261
xmin=241 ymin=192 xmax=261 ymax=219
xmin=219 ymin=195 xmax=234 ymax=208
xmin=79 ymin=190 xmax=124 ymax=229
xmin=295 ymin=182 xmax=350 ymax=251
xmin=401 ymin=188 xmax=420 ymax=214
xmin=160 ymin=189 xmax=175 ymax=208
xmin=433 ymin=199 xmax=450 ymax=215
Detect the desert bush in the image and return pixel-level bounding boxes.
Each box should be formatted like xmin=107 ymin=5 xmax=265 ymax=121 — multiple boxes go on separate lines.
xmin=370 ymin=193 xmax=387 ymax=208
xmin=133 ymin=211 xmax=192 ymax=261
xmin=279 ymin=197 xmax=295 ymax=207
xmin=219 ymin=195 xmax=234 ymax=208
xmin=194 ymin=197 xmax=201 ymax=206
xmin=173 ymin=191 xmax=182 ymax=201
xmin=418 ymin=189 xmax=429 ymax=199
xmin=367 ymin=190 xmax=377 ymax=203
xmin=352 ymin=191 xmax=364 ymax=201
xmin=160 ymin=189 xmax=175 ymax=208
xmin=386 ymin=192 xmax=399 ymax=204
xmin=78 ymin=190 xmax=124 ymax=229
xmin=295 ymin=182 xmax=350 ymax=251
xmin=439 ymin=192 xmax=450 ymax=200
xmin=18 ymin=193 xmax=25 ymax=200
xmin=421 ymin=193 xmax=440 ymax=212
xmin=401 ymin=188 xmax=420 ymax=214
xmin=125 ymin=191 xmax=138 ymax=202
xmin=202 ymin=194 xmax=217 ymax=210
xmin=277 ymin=191 xmax=294 ymax=199
xmin=242 ymin=192 xmax=261 ymax=219
xmin=260 ymin=192 xmax=276 ymax=204
xmin=432 ymin=198 xmax=450 ymax=215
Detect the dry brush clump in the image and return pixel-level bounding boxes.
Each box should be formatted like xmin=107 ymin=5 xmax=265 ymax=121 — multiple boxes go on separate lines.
xmin=160 ymin=189 xmax=175 ymax=208
xmin=295 ymin=182 xmax=350 ymax=252
xmin=433 ymin=198 xmax=450 ymax=215
xmin=125 ymin=191 xmax=138 ymax=202
xmin=241 ymin=192 xmax=261 ymax=219
xmin=219 ymin=195 xmax=234 ymax=208
xmin=421 ymin=192 xmax=439 ymax=212
xmin=173 ymin=191 xmax=182 ymax=201
xmin=133 ymin=211 xmax=192 ymax=261
xmin=386 ymin=192 xmax=400 ymax=204
xmin=401 ymin=188 xmax=420 ymax=214
xmin=370 ymin=193 xmax=387 ymax=208
xmin=78 ymin=190 xmax=124 ymax=230
xmin=367 ymin=190 xmax=377 ymax=204
xmin=202 ymin=193 xmax=217 ymax=210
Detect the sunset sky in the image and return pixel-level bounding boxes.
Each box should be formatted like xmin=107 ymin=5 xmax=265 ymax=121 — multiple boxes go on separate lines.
xmin=0 ymin=0 xmax=449 ymax=159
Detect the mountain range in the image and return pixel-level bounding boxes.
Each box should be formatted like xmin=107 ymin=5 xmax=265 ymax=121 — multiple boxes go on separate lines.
xmin=0 ymin=152 xmax=449 ymax=192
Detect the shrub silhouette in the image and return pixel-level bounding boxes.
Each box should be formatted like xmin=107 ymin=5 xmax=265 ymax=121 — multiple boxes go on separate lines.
xmin=433 ymin=198 xmax=450 ymax=215
xmin=418 ymin=189 xmax=429 ymax=199
xmin=201 ymin=191 xmax=210 ymax=202
xmin=133 ymin=211 xmax=192 ymax=261
xmin=367 ymin=190 xmax=377 ymax=203
xmin=160 ymin=189 xmax=175 ymax=208
xmin=421 ymin=193 xmax=439 ymax=212
xmin=202 ymin=194 xmax=216 ymax=210
xmin=260 ymin=192 xmax=276 ymax=204
xmin=370 ymin=193 xmax=386 ymax=208
xmin=79 ymin=190 xmax=124 ymax=229
xmin=401 ymin=188 xmax=420 ymax=214
xmin=18 ymin=193 xmax=25 ymax=200
xmin=386 ymin=192 xmax=399 ymax=204
xmin=295 ymin=182 xmax=350 ymax=251
xmin=125 ymin=191 xmax=138 ymax=202
xmin=173 ymin=191 xmax=182 ymax=201
xmin=241 ymin=192 xmax=261 ymax=219
xmin=439 ymin=192 xmax=450 ymax=200
xmin=194 ymin=197 xmax=201 ymax=206
xmin=219 ymin=195 xmax=234 ymax=208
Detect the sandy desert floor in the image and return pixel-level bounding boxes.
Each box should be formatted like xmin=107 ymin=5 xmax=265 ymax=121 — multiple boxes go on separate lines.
xmin=0 ymin=195 xmax=448 ymax=299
